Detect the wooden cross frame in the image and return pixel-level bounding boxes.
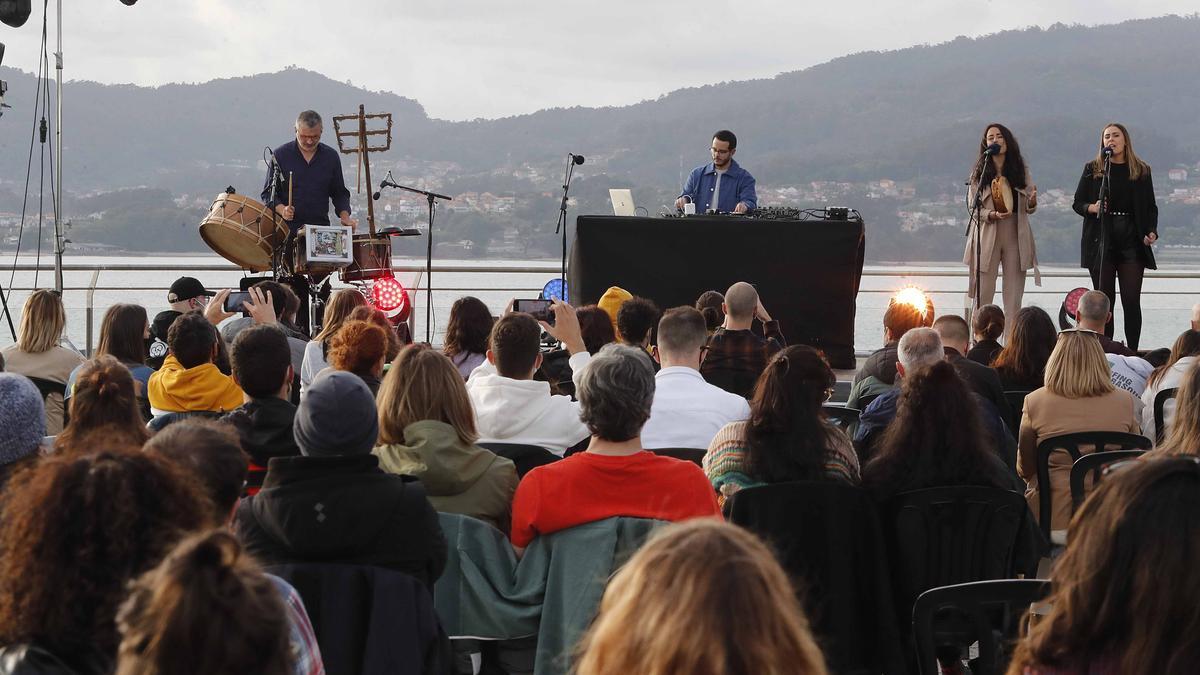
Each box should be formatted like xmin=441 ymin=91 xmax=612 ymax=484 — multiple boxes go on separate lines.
xmin=332 ymin=104 xmax=393 ymax=237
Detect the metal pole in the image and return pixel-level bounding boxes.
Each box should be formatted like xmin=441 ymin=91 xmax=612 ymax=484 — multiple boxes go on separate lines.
xmin=53 ymin=0 xmax=64 ymax=294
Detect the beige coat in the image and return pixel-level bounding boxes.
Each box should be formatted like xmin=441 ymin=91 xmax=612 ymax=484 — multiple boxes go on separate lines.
xmin=964 ymin=168 xmax=1042 ymax=297
xmin=1016 ymin=387 xmax=1141 ymax=533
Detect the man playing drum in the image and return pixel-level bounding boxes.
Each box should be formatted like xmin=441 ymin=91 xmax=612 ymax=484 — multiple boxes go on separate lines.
xmin=261 ymin=110 xmax=357 ymax=232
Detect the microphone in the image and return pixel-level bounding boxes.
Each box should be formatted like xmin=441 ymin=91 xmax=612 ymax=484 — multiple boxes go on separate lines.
xmin=569 ymin=153 xmax=585 ymax=165
xmin=373 ymin=178 xmax=400 ymax=201
xmin=1102 ymin=146 xmax=1115 ymax=158
xmin=983 ymin=143 xmax=1002 ymax=156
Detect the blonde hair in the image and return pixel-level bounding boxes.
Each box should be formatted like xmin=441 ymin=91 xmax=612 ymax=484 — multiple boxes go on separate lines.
xmin=312 ymin=289 xmax=367 ymax=344
xmin=17 ymin=290 xmax=66 ymax=353
xmin=1091 ymin=122 xmax=1149 ymax=181
xmin=574 ymin=520 xmax=828 ymax=675
xmin=376 ymin=344 xmax=478 ymax=446
xmin=1043 ymin=331 xmax=1114 ymax=399
xmin=1152 ymin=360 xmax=1200 ymax=458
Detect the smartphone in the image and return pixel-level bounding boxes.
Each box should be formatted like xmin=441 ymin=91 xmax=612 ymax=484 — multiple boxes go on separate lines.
xmin=223 ymin=291 xmax=251 ymax=314
xmin=514 ymin=299 xmax=555 ymax=325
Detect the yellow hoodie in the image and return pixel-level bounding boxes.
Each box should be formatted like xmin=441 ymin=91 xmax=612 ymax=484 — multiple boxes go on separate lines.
xmin=148 ymin=355 xmax=244 ymax=414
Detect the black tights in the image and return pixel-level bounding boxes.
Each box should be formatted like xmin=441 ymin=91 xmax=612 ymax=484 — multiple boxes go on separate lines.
xmin=1089 ymin=259 xmax=1145 ymax=350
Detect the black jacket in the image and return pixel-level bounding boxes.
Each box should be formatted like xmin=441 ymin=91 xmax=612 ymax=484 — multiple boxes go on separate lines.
xmin=946 ymin=349 xmax=1012 ymax=426
xmin=855 ymin=341 xmax=900 ymax=386
xmin=235 ymin=454 xmax=447 ymax=589
xmin=1072 ymin=161 xmax=1158 ymax=270
xmin=966 ymin=339 xmax=1002 ymax=367
xmin=222 ymin=397 xmax=301 ymax=491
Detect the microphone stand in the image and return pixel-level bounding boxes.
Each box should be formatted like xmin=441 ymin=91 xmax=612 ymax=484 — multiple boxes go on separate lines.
xmin=967 ymin=151 xmax=991 ymax=322
xmin=1096 ymin=151 xmax=1113 ymax=327
xmin=554 ymin=155 xmax=580 ymax=300
xmin=377 ymin=177 xmax=453 ymax=343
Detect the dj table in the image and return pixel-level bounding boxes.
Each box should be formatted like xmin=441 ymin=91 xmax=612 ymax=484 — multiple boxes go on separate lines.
xmin=569 ymin=215 xmax=865 ymax=369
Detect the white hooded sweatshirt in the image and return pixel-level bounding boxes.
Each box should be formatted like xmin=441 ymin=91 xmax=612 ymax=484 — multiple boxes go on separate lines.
xmin=466 ymin=351 xmax=592 ymax=456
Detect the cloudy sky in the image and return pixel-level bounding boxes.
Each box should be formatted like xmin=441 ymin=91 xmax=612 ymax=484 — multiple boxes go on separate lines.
xmin=0 ymin=1 xmax=1194 ymax=120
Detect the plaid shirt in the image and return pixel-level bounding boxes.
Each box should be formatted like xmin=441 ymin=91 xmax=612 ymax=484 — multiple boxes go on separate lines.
xmin=269 ymin=575 xmax=326 ymax=675
xmin=699 ymin=322 xmax=785 ymax=398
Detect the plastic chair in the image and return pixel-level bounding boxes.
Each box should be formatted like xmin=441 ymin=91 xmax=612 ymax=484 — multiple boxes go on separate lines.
xmin=823 ymin=405 xmax=861 ymax=434
xmin=1035 ymin=431 xmax=1152 ymax=542
xmin=912 ymin=579 xmax=1050 ymax=675
xmin=1069 ymin=450 xmax=1146 ymax=512
xmin=1002 ymin=390 xmax=1033 ymax=438
xmin=727 ymin=482 xmax=907 ymax=674
xmin=880 ymin=486 xmax=1029 ymax=636
xmin=478 ymin=442 xmax=560 ymax=478
xmin=648 ymin=447 xmax=706 ymax=466
xmin=1154 ymin=387 xmax=1179 ymax=444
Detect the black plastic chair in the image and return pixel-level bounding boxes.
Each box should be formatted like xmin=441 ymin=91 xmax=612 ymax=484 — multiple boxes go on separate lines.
xmin=1069 ymin=450 xmax=1146 ymax=512
xmin=478 ymin=442 xmax=560 ymax=478
xmin=823 ymin=405 xmax=861 ymax=435
xmin=727 ymin=482 xmax=907 ymax=674
xmin=1002 ymin=390 xmax=1033 ymax=438
xmin=1035 ymin=431 xmax=1152 ymax=542
xmin=1154 ymin=387 xmax=1179 ymax=444
xmin=880 ymin=486 xmax=1029 ymax=637
xmin=648 ymin=447 xmax=706 ymax=466
xmin=913 ymin=579 xmax=1050 ymax=675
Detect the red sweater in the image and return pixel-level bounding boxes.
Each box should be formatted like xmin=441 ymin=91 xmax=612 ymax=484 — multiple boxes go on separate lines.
xmin=510 ymin=450 xmax=720 ymax=548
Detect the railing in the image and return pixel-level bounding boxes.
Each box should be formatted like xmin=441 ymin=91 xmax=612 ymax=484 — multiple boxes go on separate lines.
xmin=1 ymin=261 xmax=1197 ymax=356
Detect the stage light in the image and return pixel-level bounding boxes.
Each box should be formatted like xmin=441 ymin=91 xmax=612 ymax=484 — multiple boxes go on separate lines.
xmin=371 ymin=275 xmax=410 ymax=318
xmin=890 ymin=286 xmax=933 ymax=322
xmin=542 ymin=278 xmax=568 ymax=302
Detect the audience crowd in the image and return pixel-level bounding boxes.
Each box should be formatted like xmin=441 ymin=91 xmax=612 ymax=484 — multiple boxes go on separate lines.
xmin=0 ymin=274 xmax=1196 ymax=675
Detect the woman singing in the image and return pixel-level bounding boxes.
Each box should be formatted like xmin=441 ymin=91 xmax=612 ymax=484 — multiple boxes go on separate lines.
xmin=965 ymin=123 xmax=1041 ymax=334
xmin=1073 ymin=123 xmax=1158 ymax=351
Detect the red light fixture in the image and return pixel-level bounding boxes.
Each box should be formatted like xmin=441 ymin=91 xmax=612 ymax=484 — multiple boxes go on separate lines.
xmin=371 ymin=275 xmax=409 ymax=319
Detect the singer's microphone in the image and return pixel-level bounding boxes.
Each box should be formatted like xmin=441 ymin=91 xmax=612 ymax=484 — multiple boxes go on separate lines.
xmin=984 ymin=143 xmax=1002 ymax=156
xmin=1102 ymin=146 xmax=1114 ymax=158
xmin=569 ymin=153 xmax=585 ymax=165
xmin=373 ymin=178 xmax=399 ymax=201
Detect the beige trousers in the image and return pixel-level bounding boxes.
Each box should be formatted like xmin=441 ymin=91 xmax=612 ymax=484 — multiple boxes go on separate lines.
xmin=977 ymin=215 xmax=1026 ymax=333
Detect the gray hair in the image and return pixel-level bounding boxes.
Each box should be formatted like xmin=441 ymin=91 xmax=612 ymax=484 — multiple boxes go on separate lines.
xmin=898 ymin=327 xmax=944 ymax=373
xmin=1078 ymin=290 xmax=1110 ymax=322
xmin=296 ymin=110 xmax=322 ymax=129
xmin=576 ymin=343 xmax=655 ymax=442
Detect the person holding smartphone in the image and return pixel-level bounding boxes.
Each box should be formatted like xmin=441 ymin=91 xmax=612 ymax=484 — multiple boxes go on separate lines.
xmin=1072 ymin=122 xmax=1159 ymax=350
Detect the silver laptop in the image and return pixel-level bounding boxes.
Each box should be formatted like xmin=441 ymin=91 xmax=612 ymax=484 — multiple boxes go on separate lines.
xmin=609 ymin=189 xmax=636 ymax=216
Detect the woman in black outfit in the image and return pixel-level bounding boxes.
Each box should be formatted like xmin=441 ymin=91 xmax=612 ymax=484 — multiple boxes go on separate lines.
xmin=1073 ymin=122 xmax=1158 ymax=350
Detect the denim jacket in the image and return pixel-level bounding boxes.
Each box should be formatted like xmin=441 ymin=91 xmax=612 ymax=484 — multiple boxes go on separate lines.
xmin=679 ymin=159 xmax=757 ymax=213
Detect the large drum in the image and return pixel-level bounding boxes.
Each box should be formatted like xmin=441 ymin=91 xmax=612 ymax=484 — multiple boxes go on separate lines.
xmin=340 ymin=234 xmax=393 ymax=282
xmin=198 ymin=193 xmax=287 ymax=272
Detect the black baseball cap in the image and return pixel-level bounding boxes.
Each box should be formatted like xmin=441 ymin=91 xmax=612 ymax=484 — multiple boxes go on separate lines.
xmin=167 ymin=276 xmax=215 ymax=303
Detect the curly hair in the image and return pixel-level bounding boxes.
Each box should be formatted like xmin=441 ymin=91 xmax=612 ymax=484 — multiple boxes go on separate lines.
xmin=57 ymin=355 xmax=150 ymax=452
xmin=327 ymin=319 xmax=389 ymax=377
xmin=347 ymin=305 xmax=401 ymax=361
xmin=0 ymin=448 xmax=209 ymax=660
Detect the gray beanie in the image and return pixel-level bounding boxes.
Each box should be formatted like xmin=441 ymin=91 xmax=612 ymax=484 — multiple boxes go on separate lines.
xmin=294 ymin=369 xmax=379 ymax=457
xmin=0 ymin=374 xmax=46 ymax=464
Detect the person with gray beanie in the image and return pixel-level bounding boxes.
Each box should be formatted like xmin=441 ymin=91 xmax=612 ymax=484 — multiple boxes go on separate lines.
xmin=0 ymin=373 xmax=47 ymax=488
xmin=234 ymin=370 xmax=446 ymax=588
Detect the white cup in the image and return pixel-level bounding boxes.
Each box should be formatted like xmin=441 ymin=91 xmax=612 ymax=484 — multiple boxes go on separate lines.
xmin=682 ymin=203 xmax=696 ymax=215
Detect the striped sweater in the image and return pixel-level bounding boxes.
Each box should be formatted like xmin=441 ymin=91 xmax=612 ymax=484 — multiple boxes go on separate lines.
xmin=703 ymin=420 xmax=861 ymax=505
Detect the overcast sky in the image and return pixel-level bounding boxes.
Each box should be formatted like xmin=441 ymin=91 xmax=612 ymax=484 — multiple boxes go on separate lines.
xmin=0 ymin=1 xmax=1194 ymax=120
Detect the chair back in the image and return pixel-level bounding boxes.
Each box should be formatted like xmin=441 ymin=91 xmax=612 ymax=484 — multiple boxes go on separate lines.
xmin=1154 ymin=387 xmax=1179 ymax=444
xmin=823 ymin=405 xmax=861 ymax=436
xmin=1069 ymin=450 xmax=1147 ymax=512
xmin=913 ymin=579 xmax=1050 ymax=675
xmin=1002 ymin=390 xmax=1033 ymax=437
xmin=648 ymin=447 xmax=706 ymax=466
xmin=1035 ymin=431 xmax=1151 ymax=542
xmin=269 ymin=562 xmax=450 ymax=675
xmin=146 ymin=410 xmax=223 ymax=433
xmin=727 ymin=481 xmax=906 ymax=674
xmin=881 ymin=487 xmax=1028 ymax=629
xmin=25 ymin=376 xmax=66 ymax=402
xmin=478 ymin=442 xmax=560 ymax=478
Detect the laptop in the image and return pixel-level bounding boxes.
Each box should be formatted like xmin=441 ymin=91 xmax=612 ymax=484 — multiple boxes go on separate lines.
xmin=609 ymin=189 xmax=636 ymax=216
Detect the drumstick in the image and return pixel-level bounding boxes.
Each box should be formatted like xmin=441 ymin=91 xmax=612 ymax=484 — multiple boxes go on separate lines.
xmin=288 ymin=171 xmax=294 ymax=208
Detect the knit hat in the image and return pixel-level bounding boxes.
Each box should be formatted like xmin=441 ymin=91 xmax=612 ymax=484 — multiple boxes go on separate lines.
xmin=597 ymin=286 xmax=632 ymax=333
xmin=293 ymin=370 xmax=379 ymax=457
xmin=0 ymin=374 xmax=46 ymax=465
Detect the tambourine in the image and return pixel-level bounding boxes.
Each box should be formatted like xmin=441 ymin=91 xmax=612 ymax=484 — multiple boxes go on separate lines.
xmin=990 ymin=176 xmax=1013 ymax=215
